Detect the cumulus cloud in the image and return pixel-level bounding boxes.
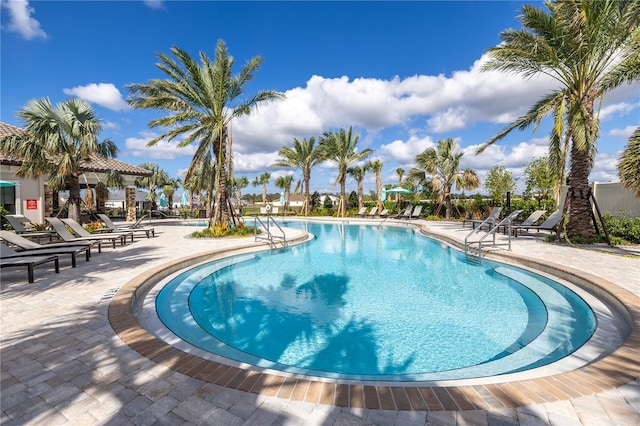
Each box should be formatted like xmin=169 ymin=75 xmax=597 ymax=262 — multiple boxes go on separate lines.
xmin=63 ymin=83 xmax=129 ymax=111
xmin=1 ymin=0 xmax=47 ymax=40
xmin=125 ymin=133 xmax=196 ymax=160
xmin=379 ymin=135 xmax=434 ymax=163
xmin=609 ymin=125 xmax=638 ymax=139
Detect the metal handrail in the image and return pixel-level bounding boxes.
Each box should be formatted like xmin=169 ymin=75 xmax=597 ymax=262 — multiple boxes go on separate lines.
xmin=254 ymin=215 xmax=287 ymax=248
xmin=464 ymin=210 xmax=522 ymax=260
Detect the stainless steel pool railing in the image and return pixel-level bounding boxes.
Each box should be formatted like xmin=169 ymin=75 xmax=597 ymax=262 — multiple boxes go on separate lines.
xmin=254 ymin=215 xmax=287 ymax=249
xmin=464 ymin=210 xmax=522 ymax=261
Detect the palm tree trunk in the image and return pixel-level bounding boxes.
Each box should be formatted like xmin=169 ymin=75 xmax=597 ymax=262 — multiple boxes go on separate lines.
xmin=567 ymin=142 xmax=595 ymax=239
xmin=339 ymin=177 xmax=346 ymax=217
xmin=304 ymin=171 xmax=311 ymax=216
xmin=444 ymin=186 xmax=452 ymax=219
xmin=68 ymin=175 xmax=82 ymax=222
xmin=376 ymin=173 xmax=383 ymax=210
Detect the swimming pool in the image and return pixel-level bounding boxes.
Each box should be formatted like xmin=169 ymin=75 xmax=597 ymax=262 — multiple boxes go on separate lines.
xmin=153 ymin=221 xmax=598 ymax=381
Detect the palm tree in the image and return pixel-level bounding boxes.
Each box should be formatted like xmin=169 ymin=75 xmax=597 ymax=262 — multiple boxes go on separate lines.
xmin=275 ymin=175 xmax=294 ymax=211
xmin=347 ymin=165 xmax=367 ymax=210
xmin=395 ymin=167 xmax=405 ymax=203
xmin=477 ymin=0 xmax=640 ymax=238
xmin=162 ymin=177 xmax=182 ymax=209
xmin=135 ymin=163 xmax=169 ymax=210
xmin=254 ymin=172 xmax=270 ymax=205
xmin=127 ymin=39 xmax=284 ymax=228
xmin=318 ymin=127 xmax=374 ymax=216
xmin=619 ymin=127 xmax=640 ymax=197
xmin=271 ymin=137 xmax=321 ymax=215
xmin=0 ymin=97 xmax=118 ymax=222
xmin=367 ymin=159 xmax=384 ymax=209
xmin=409 ymin=138 xmax=479 ymax=219
xmin=234 ymin=176 xmax=249 ymax=208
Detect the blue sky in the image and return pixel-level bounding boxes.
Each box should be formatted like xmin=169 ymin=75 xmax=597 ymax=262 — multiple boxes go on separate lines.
xmin=2 ymin=1 xmax=638 ymax=197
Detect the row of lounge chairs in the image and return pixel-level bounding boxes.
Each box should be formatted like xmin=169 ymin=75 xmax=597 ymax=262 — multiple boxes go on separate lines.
xmin=355 ymin=205 xmax=423 ymax=220
xmin=1 ymin=214 xmax=155 ymax=283
xmin=463 ymin=207 xmax=563 ymax=236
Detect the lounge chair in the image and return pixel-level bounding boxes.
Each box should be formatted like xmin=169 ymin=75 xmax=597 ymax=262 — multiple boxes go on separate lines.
xmin=389 ymin=205 xmax=413 ymax=219
xmin=1 ymin=230 xmax=99 ymax=254
xmin=97 ymin=213 xmax=155 ymax=238
xmin=378 ymin=209 xmax=389 ymax=218
xmin=1 ymin=251 xmax=59 ymax=283
xmin=62 ymin=218 xmax=133 ymax=243
xmin=404 ymin=205 xmax=423 ymax=220
xmin=511 ymin=210 xmax=564 ymax=237
xmin=499 ymin=209 xmax=546 ymax=234
xmin=3 ymin=215 xmax=57 ymax=242
xmin=1 ymin=243 xmax=89 ymax=268
xmin=45 ymin=217 xmax=125 ymax=248
xmin=355 ymin=207 xmax=368 ymax=217
xmin=463 ymin=206 xmax=503 ymax=229
xmin=365 ymin=207 xmax=378 ymax=218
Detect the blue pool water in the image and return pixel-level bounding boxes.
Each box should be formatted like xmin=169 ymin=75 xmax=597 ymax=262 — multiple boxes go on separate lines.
xmin=156 ymin=221 xmax=596 ymax=381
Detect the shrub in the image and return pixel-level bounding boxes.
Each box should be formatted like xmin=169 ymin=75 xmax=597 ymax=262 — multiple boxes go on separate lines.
xmin=601 ymin=214 xmax=640 ymax=244
xmin=84 ymin=220 xmax=107 ymax=234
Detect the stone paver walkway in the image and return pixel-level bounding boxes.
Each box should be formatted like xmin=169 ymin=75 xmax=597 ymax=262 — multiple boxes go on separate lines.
xmin=1 ymin=218 xmax=639 ymax=425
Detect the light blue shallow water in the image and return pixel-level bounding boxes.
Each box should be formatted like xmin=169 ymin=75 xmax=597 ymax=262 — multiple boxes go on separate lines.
xmin=156 ymin=221 xmax=595 ymax=381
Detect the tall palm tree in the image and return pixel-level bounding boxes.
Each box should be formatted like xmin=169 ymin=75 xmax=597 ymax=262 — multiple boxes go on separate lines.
xmin=619 ymin=127 xmax=640 ymax=197
xmin=271 ymin=137 xmax=321 ymax=215
xmin=395 ymin=167 xmax=405 ymax=203
xmin=477 ymin=0 xmax=640 ymax=238
xmin=347 ymin=165 xmax=367 ymax=210
xmin=367 ymin=159 xmax=384 ymax=209
xmin=409 ymin=138 xmax=479 ymax=219
xmin=135 ymin=163 xmax=169 ymax=209
xmin=234 ymin=176 xmax=249 ymax=208
xmin=0 ymin=97 xmax=118 ymax=222
xmin=318 ymin=127 xmax=374 ymax=217
xmin=256 ymin=172 xmax=270 ymax=205
xmin=275 ymin=175 xmax=294 ymax=211
xmin=127 ymin=39 xmax=284 ymax=228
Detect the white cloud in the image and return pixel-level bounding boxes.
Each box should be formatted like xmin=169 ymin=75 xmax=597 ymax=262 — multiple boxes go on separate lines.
xmin=232 ymin=151 xmax=281 ymax=173
xmin=143 ymin=0 xmax=164 ymax=10
xmin=63 ymin=83 xmax=129 ymax=111
xmin=379 ymin=135 xmax=434 ymax=163
xmin=125 ymin=134 xmax=196 ymax=160
xmin=609 ymin=125 xmax=638 ymax=139
xmin=1 ymin=0 xmax=47 ymax=40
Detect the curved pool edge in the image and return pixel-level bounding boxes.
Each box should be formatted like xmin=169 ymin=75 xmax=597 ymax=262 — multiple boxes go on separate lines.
xmin=109 ymin=222 xmax=640 ymax=411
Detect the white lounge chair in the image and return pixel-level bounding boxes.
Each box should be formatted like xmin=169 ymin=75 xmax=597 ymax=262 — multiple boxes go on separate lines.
xmin=62 ymin=218 xmax=133 ymax=243
xmin=365 ymin=207 xmax=378 ymax=218
xmin=45 ymin=217 xmax=125 ymax=248
xmin=97 ymin=214 xmax=155 ymax=238
xmin=355 ymin=207 xmax=368 ymax=217
xmin=1 ymin=230 xmax=100 ymax=254
xmin=463 ymin=207 xmax=503 ymax=229
xmin=3 ymin=215 xmax=57 ymax=242
xmin=511 ymin=210 xmax=564 ymax=237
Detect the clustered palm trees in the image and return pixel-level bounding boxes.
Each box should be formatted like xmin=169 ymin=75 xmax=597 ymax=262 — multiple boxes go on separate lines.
xmin=477 ymin=0 xmax=640 ymax=239
xmin=2 ymin=1 xmax=637 ymax=237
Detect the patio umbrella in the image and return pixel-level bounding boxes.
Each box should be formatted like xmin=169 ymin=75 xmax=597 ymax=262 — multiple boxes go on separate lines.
xmin=385 ymin=186 xmax=413 ymax=194
xmin=159 ymin=193 xmax=168 ymax=208
xmin=0 ymin=180 xmax=18 ymax=187
xmin=181 ymin=192 xmax=189 ymax=207
xmin=279 ymin=191 xmax=285 ymax=206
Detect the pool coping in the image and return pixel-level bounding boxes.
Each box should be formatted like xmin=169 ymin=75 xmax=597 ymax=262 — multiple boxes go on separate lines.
xmin=108 ymin=222 xmax=640 ymax=411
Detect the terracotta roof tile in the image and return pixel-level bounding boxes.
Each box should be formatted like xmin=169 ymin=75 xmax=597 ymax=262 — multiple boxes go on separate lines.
xmin=0 ymin=122 xmax=152 ymax=176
